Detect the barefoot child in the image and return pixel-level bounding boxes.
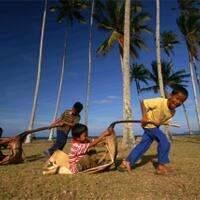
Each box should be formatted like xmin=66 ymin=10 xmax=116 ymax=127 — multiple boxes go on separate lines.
xmin=122 ymin=86 xmax=188 ymax=174
xmin=69 ymin=123 xmax=111 ymax=174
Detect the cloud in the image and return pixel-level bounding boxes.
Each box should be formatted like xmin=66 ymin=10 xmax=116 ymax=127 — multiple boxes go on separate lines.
xmin=93 ymin=95 xmax=119 ymax=105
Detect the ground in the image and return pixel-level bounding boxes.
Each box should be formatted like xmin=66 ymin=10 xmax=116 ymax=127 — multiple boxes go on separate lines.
xmin=0 ymin=136 xmax=200 ymax=200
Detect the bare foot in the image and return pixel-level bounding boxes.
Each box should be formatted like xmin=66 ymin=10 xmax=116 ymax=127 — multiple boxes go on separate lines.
xmin=156 ymin=164 xmax=168 ymax=175
xmin=122 ymin=159 xmax=134 ymax=175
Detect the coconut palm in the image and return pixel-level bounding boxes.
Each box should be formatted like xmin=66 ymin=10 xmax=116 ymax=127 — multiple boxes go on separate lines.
xmin=85 ymin=0 xmax=95 ymax=126
xmin=25 ymin=0 xmax=48 ymax=143
xmin=177 ymin=0 xmax=200 ymax=92
xmin=94 ymin=0 xmax=152 ymax=148
xmin=141 ymin=60 xmax=189 ymax=94
xmin=48 ymin=0 xmax=89 ymax=140
xmin=177 ymin=14 xmax=200 ymax=130
xmin=177 ymin=0 xmax=200 ymax=16
xmin=156 ymin=0 xmax=165 ymax=98
xmin=130 ymin=63 xmax=150 ymax=100
xmin=161 ymin=31 xmax=180 ymax=67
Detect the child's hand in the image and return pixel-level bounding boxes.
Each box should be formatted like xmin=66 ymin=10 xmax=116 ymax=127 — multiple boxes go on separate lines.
xmin=102 ymin=130 xmax=112 ymax=137
xmin=141 ymin=114 xmax=149 ymax=126
xmin=153 ymin=120 xmax=161 ymax=127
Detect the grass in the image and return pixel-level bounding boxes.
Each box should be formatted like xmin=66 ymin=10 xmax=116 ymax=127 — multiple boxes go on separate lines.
xmin=0 ymin=136 xmax=200 ymax=200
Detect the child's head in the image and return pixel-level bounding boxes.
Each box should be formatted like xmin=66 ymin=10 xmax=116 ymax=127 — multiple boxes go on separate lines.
xmin=72 ymin=102 xmax=83 ymax=115
xmin=71 ymin=123 xmax=88 ymax=143
xmin=168 ymin=86 xmax=188 ymax=110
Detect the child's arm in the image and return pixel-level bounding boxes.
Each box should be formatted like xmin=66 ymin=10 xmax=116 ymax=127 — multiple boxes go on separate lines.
xmin=88 ymin=130 xmax=111 ymax=148
xmin=141 ymin=100 xmax=161 ymax=127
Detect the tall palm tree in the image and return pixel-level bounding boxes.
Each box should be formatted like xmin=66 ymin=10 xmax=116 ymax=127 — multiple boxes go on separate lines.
xmin=121 ymin=0 xmax=135 ymax=148
xmin=160 ymin=31 xmax=180 ymax=67
xmin=156 ymin=0 xmax=165 ymax=98
xmin=85 ymin=0 xmax=95 ymax=126
xmin=177 ymin=14 xmax=200 ymax=130
xmin=94 ymin=0 xmax=152 ymax=148
xmin=48 ymin=0 xmax=89 ymax=140
xmin=25 ymin=0 xmax=48 ymax=143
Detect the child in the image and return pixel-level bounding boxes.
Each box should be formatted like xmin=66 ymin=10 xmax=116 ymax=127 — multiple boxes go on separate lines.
xmin=121 ymin=86 xmax=188 ymax=174
xmin=69 ymin=123 xmax=111 ymax=174
xmin=44 ymin=102 xmax=83 ymax=157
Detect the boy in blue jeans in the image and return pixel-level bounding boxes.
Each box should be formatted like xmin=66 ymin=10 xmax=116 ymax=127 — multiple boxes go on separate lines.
xmin=121 ymin=86 xmax=188 ymax=174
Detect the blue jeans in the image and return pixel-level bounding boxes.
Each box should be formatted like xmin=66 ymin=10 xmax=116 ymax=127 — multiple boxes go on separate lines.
xmin=127 ymin=128 xmax=170 ymax=167
xmin=48 ymin=129 xmax=68 ymax=155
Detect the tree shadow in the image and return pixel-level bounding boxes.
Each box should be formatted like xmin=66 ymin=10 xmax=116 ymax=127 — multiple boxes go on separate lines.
xmin=25 ymin=154 xmax=45 ymax=162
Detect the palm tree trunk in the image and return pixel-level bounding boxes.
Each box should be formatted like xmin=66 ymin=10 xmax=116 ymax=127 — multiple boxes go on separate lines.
xmin=182 ymin=103 xmax=193 ymax=135
xmin=193 ymin=60 xmax=200 ymax=93
xmin=121 ymin=0 xmax=135 ymax=149
xmin=84 ymin=0 xmax=95 ymax=126
xmin=25 ymin=0 xmax=47 ymax=143
xmin=188 ymin=53 xmax=200 ymax=131
xmin=156 ymin=0 xmax=165 ymax=98
xmin=48 ymin=27 xmax=68 ymax=141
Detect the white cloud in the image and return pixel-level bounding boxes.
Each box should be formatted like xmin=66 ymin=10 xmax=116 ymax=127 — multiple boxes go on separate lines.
xmin=93 ymin=95 xmax=119 ymax=104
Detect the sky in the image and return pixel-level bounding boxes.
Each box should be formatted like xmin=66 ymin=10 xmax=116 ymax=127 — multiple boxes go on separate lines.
xmin=0 ymin=0 xmax=199 ymax=137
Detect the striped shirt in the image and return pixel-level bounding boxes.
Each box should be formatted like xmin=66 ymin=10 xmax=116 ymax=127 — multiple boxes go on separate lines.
xmin=69 ymin=139 xmax=90 ymax=174
xmin=57 ymin=110 xmax=80 ymax=134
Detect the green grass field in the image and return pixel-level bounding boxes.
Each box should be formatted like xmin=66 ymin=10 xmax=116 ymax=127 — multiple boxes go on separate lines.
xmin=0 ymin=136 xmax=200 ymax=200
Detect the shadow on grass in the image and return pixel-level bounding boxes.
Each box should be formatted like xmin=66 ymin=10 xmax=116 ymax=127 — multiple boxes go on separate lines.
xmin=25 ymin=154 xmax=44 ymax=162
xmin=116 ymin=154 xmax=157 ymax=169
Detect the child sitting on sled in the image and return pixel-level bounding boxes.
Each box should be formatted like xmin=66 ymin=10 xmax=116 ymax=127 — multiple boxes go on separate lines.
xmin=69 ymin=123 xmax=111 ymax=174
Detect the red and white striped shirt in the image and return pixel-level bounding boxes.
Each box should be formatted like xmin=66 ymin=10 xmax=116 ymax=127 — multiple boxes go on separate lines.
xmin=69 ymin=139 xmax=90 ymax=174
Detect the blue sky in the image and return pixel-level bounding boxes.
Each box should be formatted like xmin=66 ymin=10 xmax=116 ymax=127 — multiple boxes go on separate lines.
xmin=0 ymin=0 xmax=199 ymax=137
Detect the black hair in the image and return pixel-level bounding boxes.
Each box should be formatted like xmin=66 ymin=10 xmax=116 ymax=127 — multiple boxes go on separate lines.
xmin=171 ymin=86 xmax=188 ymax=99
xmin=73 ymin=102 xmax=83 ymax=113
xmin=72 ymin=123 xmax=88 ymax=139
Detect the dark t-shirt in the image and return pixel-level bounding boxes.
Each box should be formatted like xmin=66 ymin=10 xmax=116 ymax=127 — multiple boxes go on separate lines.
xmin=57 ymin=110 xmax=80 ymax=134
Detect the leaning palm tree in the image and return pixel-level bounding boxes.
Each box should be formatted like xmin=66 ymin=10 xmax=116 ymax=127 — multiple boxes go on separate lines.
xmin=160 ymin=31 xmax=180 ymax=67
xmin=48 ymin=0 xmax=89 ymax=140
xmin=177 ymin=0 xmax=200 ymax=93
xmin=94 ymin=0 xmax=152 ymax=148
xmin=85 ymin=0 xmax=95 ymax=126
xmin=25 ymin=0 xmax=48 ymax=143
xmin=177 ymin=14 xmax=200 ymax=131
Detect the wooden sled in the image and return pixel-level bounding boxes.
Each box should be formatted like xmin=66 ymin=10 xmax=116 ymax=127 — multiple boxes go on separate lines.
xmin=0 ymin=126 xmax=57 ymax=165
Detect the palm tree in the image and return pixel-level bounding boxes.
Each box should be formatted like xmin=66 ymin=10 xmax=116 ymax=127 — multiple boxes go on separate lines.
xmin=177 ymin=0 xmax=200 ymax=92
xmin=130 ymin=63 xmax=150 ymax=101
xmin=177 ymin=14 xmax=200 ymax=130
xmin=94 ymin=0 xmax=152 ymax=148
xmin=85 ymin=0 xmax=95 ymax=126
xmin=156 ymin=0 xmax=165 ymax=98
xmin=48 ymin=0 xmax=89 ymax=140
xmin=160 ymin=31 xmax=180 ymax=67
xmin=25 ymin=0 xmax=48 ymax=143
xmin=121 ymin=0 xmax=135 ymax=148
xmin=141 ymin=61 xmax=189 ymax=94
